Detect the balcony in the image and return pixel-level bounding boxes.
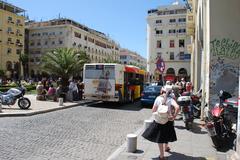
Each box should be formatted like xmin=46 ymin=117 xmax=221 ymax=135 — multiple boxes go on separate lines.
xmin=7 ymin=20 xmax=14 ymax=24
xmin=16 ymin=32 xmax=23 ymax=36
xmin=16 ymin=23 xmax=23 ymax=27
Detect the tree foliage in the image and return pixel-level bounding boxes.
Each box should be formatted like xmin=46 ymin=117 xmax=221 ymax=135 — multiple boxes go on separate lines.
xmin=41 ymin=48 xmax=90 ymax=88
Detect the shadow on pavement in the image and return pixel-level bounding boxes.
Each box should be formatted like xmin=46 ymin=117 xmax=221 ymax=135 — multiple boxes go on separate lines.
xmin=166 ymin=151 xmax=207 ymax=160
xmin=86 ymin=101 xmax=143 ymax=111
xmin=174 ymin=121 xmax=207 ymax=135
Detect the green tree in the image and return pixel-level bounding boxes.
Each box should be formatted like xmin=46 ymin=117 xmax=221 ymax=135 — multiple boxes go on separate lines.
xmin=41 ymin=48 xmax=90 ymax=89
xmin=19 ymin=53 xmax=29 ymax=77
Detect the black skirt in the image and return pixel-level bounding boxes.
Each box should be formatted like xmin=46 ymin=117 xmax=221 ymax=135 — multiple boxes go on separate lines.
xmin=142 ymin=121 xmax=177 ymax=143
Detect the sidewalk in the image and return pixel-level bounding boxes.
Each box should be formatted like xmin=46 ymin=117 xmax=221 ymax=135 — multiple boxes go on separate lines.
xmin=0 ymin=95 xmax=92 ymax=117
xmin=108 ymin=118 xmax=233 ymax=160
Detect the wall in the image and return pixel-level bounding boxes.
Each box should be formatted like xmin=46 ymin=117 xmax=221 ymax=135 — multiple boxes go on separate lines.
xmin=208 ymin=0 xmax=240 ymax=105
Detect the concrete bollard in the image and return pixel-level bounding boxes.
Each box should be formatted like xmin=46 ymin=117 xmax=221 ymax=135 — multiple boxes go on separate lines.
xmin=127 ymin=134 xmax=137 ymax=153
xmin=144 ymin=119 xmax=153 ymax=130
xmin=59 ymin=98 xmax=64 ymax=106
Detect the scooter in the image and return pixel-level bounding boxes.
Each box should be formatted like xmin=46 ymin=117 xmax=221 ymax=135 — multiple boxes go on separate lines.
xmin=205 ymin=90 xmax=237 ymax=149
xmin=177 ymin=95 xmax=193 ymax=130
xmin=0 ymin=85 xmax=31 ymax=109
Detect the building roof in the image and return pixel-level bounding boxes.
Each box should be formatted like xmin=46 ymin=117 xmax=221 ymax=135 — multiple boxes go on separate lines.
xmin=0 ymin=0 xmax=25 ymax=13
xmin=26 ymin=18 xmax=119 ymax=45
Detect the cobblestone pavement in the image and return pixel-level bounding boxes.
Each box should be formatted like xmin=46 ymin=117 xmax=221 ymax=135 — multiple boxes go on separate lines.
xmin=0 ymin=101 xmax=152 ymax=160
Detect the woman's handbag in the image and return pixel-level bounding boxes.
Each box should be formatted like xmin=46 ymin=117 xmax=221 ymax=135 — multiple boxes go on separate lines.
xmin=153 ymin=104 xmax=169 ymax=124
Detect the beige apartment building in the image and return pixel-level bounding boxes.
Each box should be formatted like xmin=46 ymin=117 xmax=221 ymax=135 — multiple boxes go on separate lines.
xmin=26 ymin=18 xmax=120 ymax=76
xmin=0 ymin=1 xmax=25 ymax=79
xmin=119 ymin=48 xmax=147 ymax=70
xmin=147 ymin=2 xmax=191 ymax=82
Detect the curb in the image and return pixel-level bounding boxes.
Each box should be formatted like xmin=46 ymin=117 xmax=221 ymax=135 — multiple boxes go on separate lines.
xmin=106 ymin=120 xmax=148 ymax=160
xmin=0 ymin=100 xmax=96 ymax=117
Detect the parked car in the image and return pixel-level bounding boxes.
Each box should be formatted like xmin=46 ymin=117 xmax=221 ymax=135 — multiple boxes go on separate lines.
xmin=141 ymin=85 xmax=161 ymax=107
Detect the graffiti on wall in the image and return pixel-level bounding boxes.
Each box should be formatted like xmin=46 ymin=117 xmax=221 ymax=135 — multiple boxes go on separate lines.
xmin=210 ymin=38 xmax=240 ymax=59
xmin=209 ymin=38 xmax=240 ymax=105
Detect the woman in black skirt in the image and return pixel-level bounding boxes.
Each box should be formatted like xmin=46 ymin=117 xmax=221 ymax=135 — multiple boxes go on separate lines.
xmin=142 ymin=85 xmax=180 ymax=160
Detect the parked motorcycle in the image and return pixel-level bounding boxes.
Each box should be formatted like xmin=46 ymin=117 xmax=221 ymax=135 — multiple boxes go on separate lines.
xmin=205 ymin=90 xmax=237 ymax=149
xmin=0 ymin=85 xmax=31 ymax=109
xmin=177 ymin=94 xmax=193 ymax=130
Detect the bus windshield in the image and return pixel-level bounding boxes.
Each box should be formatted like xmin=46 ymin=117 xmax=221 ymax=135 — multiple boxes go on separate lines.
xmin=85 ymin=64 xmax=115 ymax=79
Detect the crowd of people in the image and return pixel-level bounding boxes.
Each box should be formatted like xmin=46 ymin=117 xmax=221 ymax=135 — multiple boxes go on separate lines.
xmin=36 ymin=78 xmax=84 ymax=102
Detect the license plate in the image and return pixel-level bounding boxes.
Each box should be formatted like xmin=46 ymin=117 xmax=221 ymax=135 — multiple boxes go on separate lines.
xmin=148 ymin=96 xmax=155 ymax=98
xmin=207 ymin=127 xmax=217 ymax=136
xmin=183 ymin=113 xmax=189 ymax=120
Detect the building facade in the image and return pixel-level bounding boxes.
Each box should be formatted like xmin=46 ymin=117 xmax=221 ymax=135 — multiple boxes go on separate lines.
xmin=0 ymin=1 xmax=25 ymax=79
xmin=26 ymin=18 xmax=120 ymax=76
xmin=147 ymin=2 xmax=191 ymax=82
xmin=119 ymin=48 xmax=147 ymax=70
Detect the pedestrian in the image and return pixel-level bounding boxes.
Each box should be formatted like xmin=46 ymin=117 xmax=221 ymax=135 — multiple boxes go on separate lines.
xmin=142 ymin=85 xmax=180 ymax=160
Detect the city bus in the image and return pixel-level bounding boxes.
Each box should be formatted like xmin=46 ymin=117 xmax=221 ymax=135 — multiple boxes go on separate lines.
xmin=83 ymin=63 xmax=145 ymax=102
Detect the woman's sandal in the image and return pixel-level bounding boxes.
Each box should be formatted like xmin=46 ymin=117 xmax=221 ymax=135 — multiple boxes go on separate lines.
xmin=165 ymin=147 xmax=171 ymax=152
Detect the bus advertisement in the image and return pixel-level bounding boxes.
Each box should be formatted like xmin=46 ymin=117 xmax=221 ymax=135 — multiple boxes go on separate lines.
xmin=83 ymin=63 xmax=145 ymax=102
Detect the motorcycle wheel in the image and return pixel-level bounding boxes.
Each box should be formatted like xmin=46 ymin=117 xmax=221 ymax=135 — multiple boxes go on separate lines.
xmin=185 ymin=121 xmax=192 ymax=130
xmin=211 ymin=136 xmax=220 ymax=148
xmin=18 ymin=98 xmax=31 ymax=109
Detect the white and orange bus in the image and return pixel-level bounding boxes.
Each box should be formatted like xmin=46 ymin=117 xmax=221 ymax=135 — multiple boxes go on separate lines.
xmin=83 ymin=63 xmax=145 ymax=102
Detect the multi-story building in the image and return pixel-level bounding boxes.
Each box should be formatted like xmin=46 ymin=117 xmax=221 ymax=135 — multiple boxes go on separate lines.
xmin=119 ymin=48 xmax=147 ymax=70
xmin=147 ymin=1 xmax=191 ymax=82
xmin=26 ymin=18 xmax=120 ymax=76
xmin=0 ymin=1 xmax=25 ymax=79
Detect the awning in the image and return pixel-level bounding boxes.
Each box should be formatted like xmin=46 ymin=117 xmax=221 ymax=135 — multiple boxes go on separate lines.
xmin=164 ymin=75 xmax=175 ymax=81
xmin=125 ymin=65 xmax=140 ymax=73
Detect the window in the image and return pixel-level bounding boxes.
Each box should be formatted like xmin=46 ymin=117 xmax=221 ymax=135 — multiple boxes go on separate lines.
xmin=7 ymin=48 xmax=11 ymax=54
xmin=170 ymin=10 xmax=175 ymax=14
xmin=8 ymin=17 xmax=12 ymax=21
xmin=179 ymin=39 xmax=185 ymax=47
xmin=120 ymin=55 xmax=127 ymax=59
xmin=59 ymin=31 xmax=63 ymax=35
xmin=179 ymin=52 xmax=185 ymax=60
xmin=74 ymin=32 xmax=81 ymax=38
xmin=178 ymin=29 xmax=186 ymax=33
xmin=45 ymin=41 xmax=48 ymax=45
xmin=7 ymin=27 xmax=12 ymax=32
xmin=37 ymin=42 xmax=41 ymax=46
xmin=170 ymin=52 xmax=174 ymax=60
xmin=188 ymin=16 xmax=193 ymax=21
xmin=178 ymin=18 xmax=186 ymax=22
xmin=169 ymin=19 xmax=176 ymax=23
xmin=16 ymin=49 xmax=21 ymax=55
xmin=30 ymin=42 xmax=35 ymax=46
xmin=84 ymin=36 xmax=87 ymax=41
xmin=156 ymin=20 xmax=162 ymax=24
xmin=157 ymin=40 xmax=162 ymax=48
xmin=156 ymin=30 xmax=163 ymax=34
xmin=52 ymin=41 xmax=55 ymax=45
xmin=170 ymin=40 xmax=174 ymax=48
xmin=16 ymin=19 xmax=21 ymax=24
xmin=169 ymin=29 xmax=176 ymax=34
xmin=59 ymin=40 xmax=63 ymax=44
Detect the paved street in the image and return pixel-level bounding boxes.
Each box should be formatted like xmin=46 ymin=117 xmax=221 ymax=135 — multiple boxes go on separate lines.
xmin=0 ymin=101 xmax=151 ymax=160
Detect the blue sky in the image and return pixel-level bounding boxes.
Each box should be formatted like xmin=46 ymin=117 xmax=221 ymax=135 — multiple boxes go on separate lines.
xmin=8 ymin=0 xmax=183 ymax=58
